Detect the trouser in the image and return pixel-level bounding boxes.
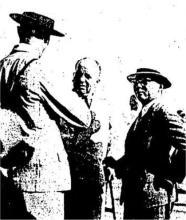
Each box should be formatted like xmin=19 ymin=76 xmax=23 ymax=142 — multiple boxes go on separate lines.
xmin=0 ymin=172 xmax=35 ymax=219
xmin=121 ymin=171 xmax=175 ymax=220
xmin=64 ymin=183 xmax=103 ymax=220
xmin=22 ymin=191 xmax=64 ymax=220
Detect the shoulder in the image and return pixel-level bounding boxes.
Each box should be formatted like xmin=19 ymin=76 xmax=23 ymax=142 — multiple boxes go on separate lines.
xmin=20 ymin=59 xmax=44 ymax=84
xmin=148 ymin=98 xmax=185 ymax=129
xmin=151 ymin=97 xmax=179 ymax=116
xmin=0 ymin=52 xmax=38 ymax=75
xmin=23 ymin=59 xmax=41 ymax=74
xmin=152 ymin=98 xmax=186 ymax=130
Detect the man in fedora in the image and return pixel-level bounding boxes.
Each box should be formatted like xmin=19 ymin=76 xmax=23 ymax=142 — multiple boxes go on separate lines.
xmin=0 ymin=11 xmax=91 ymax=219
xmin=104 ymin=68 xmax=186 ymax=219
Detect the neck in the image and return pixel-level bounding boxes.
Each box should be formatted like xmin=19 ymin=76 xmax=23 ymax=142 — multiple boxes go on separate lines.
xmin=84 ymin=96 xmax=93 ymax=108
xmin=141 ymin=98 xmax=154 ymax=107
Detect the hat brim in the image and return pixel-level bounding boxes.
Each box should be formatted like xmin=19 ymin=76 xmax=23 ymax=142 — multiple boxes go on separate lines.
xmin=127 ymin=73 xmax=171 ymax=89
xmin=10 ymin=13 xmax=65 ymax=37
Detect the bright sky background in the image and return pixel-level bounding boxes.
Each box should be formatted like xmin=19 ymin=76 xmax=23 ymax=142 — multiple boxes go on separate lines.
xmin=0 ymin=0 xmax=186 ymax=154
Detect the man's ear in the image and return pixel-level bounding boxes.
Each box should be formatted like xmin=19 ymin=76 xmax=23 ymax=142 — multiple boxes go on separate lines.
xmin=73 ymin=72 xmax=76 ymax=78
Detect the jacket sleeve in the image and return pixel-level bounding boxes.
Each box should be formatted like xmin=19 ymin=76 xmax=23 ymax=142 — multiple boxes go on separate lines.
xmin=162 ymin=105 xmax=186 ymax=183
xmin=39 ymin=71 xmax=91 ymax=128
xmin=163 ymin=106 xmax=186 ymax=150
xmin=24 ymin=61 xmax=91 ymax=128
xmin=115 ymin=155 xmax=127 ymax=179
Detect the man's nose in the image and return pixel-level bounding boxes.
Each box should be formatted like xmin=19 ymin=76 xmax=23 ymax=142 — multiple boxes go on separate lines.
xmin=80 ymin=74 xmax=86 ymax=82
xmin=135 ymin=82 xmax=143 ymax=88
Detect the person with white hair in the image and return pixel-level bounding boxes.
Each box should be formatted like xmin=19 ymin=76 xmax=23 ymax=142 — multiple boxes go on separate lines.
xmin=60 ymin=57 xmax=112 ymax=219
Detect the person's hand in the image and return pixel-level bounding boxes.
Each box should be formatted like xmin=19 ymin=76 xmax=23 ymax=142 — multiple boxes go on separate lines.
xmin=154 ymin=176 xmax=174 ymax=194
xmin=103 ymin=156 xmax=117 ymax=169
xmin=1 ymin=141 xmax=34 ymax=169
xmin=104 ymin=166 xmax=115 ymax=181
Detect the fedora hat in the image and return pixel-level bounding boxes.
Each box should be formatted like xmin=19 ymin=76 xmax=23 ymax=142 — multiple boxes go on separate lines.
xmin=10 ymin=11 xmax=65 ymax=37
xmin=127 ymin=68 xmax=171 ymax=88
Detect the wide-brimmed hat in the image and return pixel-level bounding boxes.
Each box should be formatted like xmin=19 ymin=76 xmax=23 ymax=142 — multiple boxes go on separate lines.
xmin=127 ymin=68 xmax=171 ymax=88
xmin=10 ymin=11 xmax=65 ymax=37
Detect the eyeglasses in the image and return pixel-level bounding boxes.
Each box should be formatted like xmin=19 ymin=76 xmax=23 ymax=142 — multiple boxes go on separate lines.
xmin=133 ymin=78 xmax=152 ymax=85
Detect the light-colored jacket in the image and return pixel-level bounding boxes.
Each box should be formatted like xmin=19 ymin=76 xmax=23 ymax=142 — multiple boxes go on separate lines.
xmin=0 ymin=43 xmax=91 ymax=192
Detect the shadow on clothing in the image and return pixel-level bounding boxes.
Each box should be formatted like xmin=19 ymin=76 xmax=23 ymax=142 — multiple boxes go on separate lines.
xmin=0 ymin=171 xmax=35 ymax=219
xmin=64 ymin=183 xmax=102 ymax=220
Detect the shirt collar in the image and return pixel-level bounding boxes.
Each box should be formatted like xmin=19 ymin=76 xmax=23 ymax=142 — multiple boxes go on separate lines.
xmin=11 ymin=43 xmax=41 ymax=59
xmin=141 ymin=98 xmax=158 ymax=117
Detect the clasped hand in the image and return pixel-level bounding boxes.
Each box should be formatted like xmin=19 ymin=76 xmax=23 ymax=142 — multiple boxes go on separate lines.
xmin=103 ymin=156 xmax=117 ymax=169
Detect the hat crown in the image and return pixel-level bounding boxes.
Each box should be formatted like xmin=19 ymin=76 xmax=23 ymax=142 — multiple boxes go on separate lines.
xmin=136 ymin=68 xmax=160 ymax=74
xmin=21 ymin=12 xmax=54 ymax=30
xmin=10 ymin=11 xmax=64 ymax=37
xmin=127 ymin=67 xmax=171 ymax=88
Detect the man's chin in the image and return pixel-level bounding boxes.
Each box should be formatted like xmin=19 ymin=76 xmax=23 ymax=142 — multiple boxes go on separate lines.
xmin=137 ymin=95 xmax=148 ymax=103
xmin=78 ymin=91 xmax=88 ymax=98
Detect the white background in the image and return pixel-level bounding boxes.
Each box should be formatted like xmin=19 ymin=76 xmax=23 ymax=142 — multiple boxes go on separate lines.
xmin=0 ymin=0 xmax=186 ymax=153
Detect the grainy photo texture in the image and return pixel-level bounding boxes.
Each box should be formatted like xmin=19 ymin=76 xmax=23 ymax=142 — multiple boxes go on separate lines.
xmin=0 ymin=1 xmax=186 ymax=220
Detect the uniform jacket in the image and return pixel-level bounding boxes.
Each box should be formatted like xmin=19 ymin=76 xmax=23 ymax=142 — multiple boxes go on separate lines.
xmin=59 ymin=97 xmax=111 ymax=190
xmin=116 ymin=98 xmax=186 ymax=208
xmin=0 ymin=43 xmax=91 ymax=192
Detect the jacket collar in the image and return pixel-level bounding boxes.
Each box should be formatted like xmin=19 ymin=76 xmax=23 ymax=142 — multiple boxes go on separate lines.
xmin=11 ymin=43 xmax=41 ymax=59
xmin=140 ymin=96 xmax=164 ymax=118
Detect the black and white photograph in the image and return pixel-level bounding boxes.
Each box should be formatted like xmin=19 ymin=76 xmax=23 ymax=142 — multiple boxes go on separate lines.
xmin=0 ymin=0 xmax=186 ymax=219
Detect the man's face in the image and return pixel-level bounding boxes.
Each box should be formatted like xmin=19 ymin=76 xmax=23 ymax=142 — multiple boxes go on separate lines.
xmin=133 ymin=77 xmax=162 ymax=105
xmin=73 ymin=60 xmax=100 ymax=99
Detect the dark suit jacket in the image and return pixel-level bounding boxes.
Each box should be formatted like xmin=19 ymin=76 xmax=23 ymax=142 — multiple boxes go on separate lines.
xmin=116 ymin=99 xmax=186 ymax=207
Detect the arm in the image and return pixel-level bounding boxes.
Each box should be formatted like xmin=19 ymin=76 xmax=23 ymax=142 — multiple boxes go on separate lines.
xmin=40 ymin=82 xmax=91 ymax=128
xmin=163 ymin=106 xmax=186 ymax=183
xmin=103 ymin=155 xmax=127 ymax=179
xmin=166 ymin=108 xmax=186 ymax=150
xmin=27 ymin=61 xmax=91 ymax=128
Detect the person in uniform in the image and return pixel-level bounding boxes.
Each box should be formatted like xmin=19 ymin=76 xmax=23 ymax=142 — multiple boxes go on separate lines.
xmin=60 ymin=57 xmax=112 ymax=219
